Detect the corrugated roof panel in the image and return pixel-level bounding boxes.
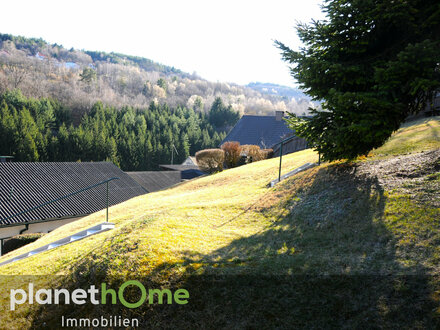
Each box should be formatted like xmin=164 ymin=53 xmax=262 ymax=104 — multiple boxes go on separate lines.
xmin=0 ymin=162 xmax=146 ymax=226
xmin=126 ymin=171 xmax=182 ymax=193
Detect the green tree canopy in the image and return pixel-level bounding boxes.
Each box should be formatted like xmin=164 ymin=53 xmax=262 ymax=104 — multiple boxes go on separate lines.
xmin=0 ymin=91 xmax=225 ymax=170
xmin=156 ymin=78 xmax=167 ymax=92
xmin=276 ymin=0 xmax=440 ymax=161
xmin=79 ymin=67 xmax=97 ymax=84
xmin=208 ymin=97 xmax=240 ymax=131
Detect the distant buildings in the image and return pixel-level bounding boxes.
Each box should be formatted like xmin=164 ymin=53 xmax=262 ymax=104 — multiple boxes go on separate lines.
xmin=35 ymin=51 xmax=47 ymax=60
xmin=128 ymin=157 xmax=205 ymax=192
xmin=34 ymin=51 xmax=81 ymax=70
xmin=160 ymin=156 xmax=205 ymax=180
xmin=221 ymin=111 xmax=309 ymax=155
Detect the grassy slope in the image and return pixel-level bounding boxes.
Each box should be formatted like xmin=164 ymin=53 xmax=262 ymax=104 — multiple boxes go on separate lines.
xmin=1 ymin=117 xmax=439 ymax=328
xmin=371 ymin=116 xmax=440 ymax=157
xmin=0 ymin=149 xmax=319 ymax=276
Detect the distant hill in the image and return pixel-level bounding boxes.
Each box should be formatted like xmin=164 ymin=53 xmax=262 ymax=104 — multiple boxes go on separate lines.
xmin=0 ymin=33 xmax=313 ymax=117
xmin=247 ymin=82 xmax=321 ymax=113
xmin=247 ymin=82 xmax=310 ymax=100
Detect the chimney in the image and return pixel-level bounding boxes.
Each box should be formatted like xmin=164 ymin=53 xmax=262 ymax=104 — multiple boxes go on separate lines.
xmin=275 ymin=111 xmax=284 ymax=121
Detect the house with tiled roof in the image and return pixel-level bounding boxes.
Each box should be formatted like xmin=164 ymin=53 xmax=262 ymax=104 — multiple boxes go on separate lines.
xmin=0 ymin=162 xmax=146 ymax=254
xmin=221 ymin=111 xmax=308 ymax=155
xmin=127 ymin=157 xmax=204 ymax=193
xmin=181 ymin=156 xmax=198 ymax=166
xmin=35 ymin=52 xmax=48 ymax=60
xmin=159 ymin=156 xmax=205 ymax=180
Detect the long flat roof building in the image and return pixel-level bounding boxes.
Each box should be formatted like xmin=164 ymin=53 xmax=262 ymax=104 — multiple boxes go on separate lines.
xmin=0 ymin=162 xmax=147 ymax=253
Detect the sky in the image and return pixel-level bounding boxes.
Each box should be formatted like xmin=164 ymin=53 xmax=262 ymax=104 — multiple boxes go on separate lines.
xmin=0 ymin=0 xmax=325 ymax=87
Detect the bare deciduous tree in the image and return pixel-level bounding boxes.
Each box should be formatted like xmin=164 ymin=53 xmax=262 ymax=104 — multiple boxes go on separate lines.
xmin=4 ymin=62 xmax=28 ymax=88
xmin=0 ymin=38 xmax=312 ymax=117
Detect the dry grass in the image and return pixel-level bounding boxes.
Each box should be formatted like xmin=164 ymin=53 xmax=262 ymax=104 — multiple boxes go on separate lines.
xmin=0 ymin=149 xmax=319 ymax=276
xmin=371 ymin=116 xmax=440 ymax=157
xmin=1 ymin=117 xmax=439 ymax=328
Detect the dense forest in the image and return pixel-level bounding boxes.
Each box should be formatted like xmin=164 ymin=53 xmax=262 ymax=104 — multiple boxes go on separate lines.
xmin=0 ymin=33 xmax=311 ymax=171
xmin=0 ymin=90 xmax=239 ymax=170
xmin=0 ymin=33 xmax=315 ymax=121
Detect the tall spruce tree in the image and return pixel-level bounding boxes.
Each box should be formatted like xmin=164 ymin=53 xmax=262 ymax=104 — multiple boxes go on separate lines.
xmin=208 ymin=97 xmax=240 ymax=130
xmin=276 ymin=0 xmax=440 ymax=161
xmin=0 ymin=101 xmax=17 ymax=156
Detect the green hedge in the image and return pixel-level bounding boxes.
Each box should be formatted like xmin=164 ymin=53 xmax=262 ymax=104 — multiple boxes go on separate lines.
xmin=3 ymin=233 xmax=45 ymax=254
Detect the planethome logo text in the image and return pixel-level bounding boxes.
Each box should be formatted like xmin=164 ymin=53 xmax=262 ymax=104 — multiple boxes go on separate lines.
xmin=10 ymin=280 xmax=189 ymax=311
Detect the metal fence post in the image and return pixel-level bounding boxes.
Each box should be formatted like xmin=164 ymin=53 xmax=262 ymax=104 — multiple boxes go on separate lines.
xmin=1 ymin=177 xmax=119 ymax=225
xmin=278 ymin=142 xmax=283 ymax=182
xmin=106 ymin=181 xmax=109 ymax=223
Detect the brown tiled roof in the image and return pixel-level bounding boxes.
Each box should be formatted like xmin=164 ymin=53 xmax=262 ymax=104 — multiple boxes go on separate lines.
xmin=0 ymin=162 xmax=146 ymax=226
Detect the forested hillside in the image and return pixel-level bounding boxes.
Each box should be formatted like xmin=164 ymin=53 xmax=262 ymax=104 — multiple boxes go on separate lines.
xmin=0 ymin=33 xmax=314 ymax=120
xmin=247 ymin=82 xmax=311 ymax=101
xmin=0 ymin=90 xmax=239 ymax=170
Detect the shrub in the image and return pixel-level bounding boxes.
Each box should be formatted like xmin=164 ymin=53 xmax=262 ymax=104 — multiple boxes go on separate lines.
xmin=240 ymin=144 xmax=264 ymax=162
xmin=3 ymin=233 xmax=45 ymax=254
xmin=196 ymin=149 xmax=225 ymax=173
xmin=221 ymin=141 xmax=242 ymax=168
xmin=261 ymin=148 xmax=274 ymax=159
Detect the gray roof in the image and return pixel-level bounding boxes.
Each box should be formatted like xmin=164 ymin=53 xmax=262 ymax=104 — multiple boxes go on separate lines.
xmin=126 ymin=171 xmax=182 ymax=193
xmin=221 ymin=115 xmax=293 ymax=149
xmin=159 ymin=164 xmax=200 ymax=171
xmin=0 ymin=162 xmax=147 ymax=226
xmin=181 ymin=156 xmax=197 ymax=166
xmin=180 ymin=169 xmax=205 ymax=180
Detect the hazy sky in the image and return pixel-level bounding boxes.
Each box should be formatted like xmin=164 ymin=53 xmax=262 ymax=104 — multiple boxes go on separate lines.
xmin=0 ymin=0 xmax=324 ymax=87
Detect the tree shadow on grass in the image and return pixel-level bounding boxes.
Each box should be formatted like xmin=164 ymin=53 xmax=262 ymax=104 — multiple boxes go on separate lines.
xmin=29 ymin=164 xmax=440 ymax=329
xmin=143 ymin=164 xmax=440 ymax=328
xmin=427 ymin=121 xmax=440 ymax=140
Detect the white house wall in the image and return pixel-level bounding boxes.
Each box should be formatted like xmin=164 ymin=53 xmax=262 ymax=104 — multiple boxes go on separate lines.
xmin=0 ymin=217 xmax=82 ymax=240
